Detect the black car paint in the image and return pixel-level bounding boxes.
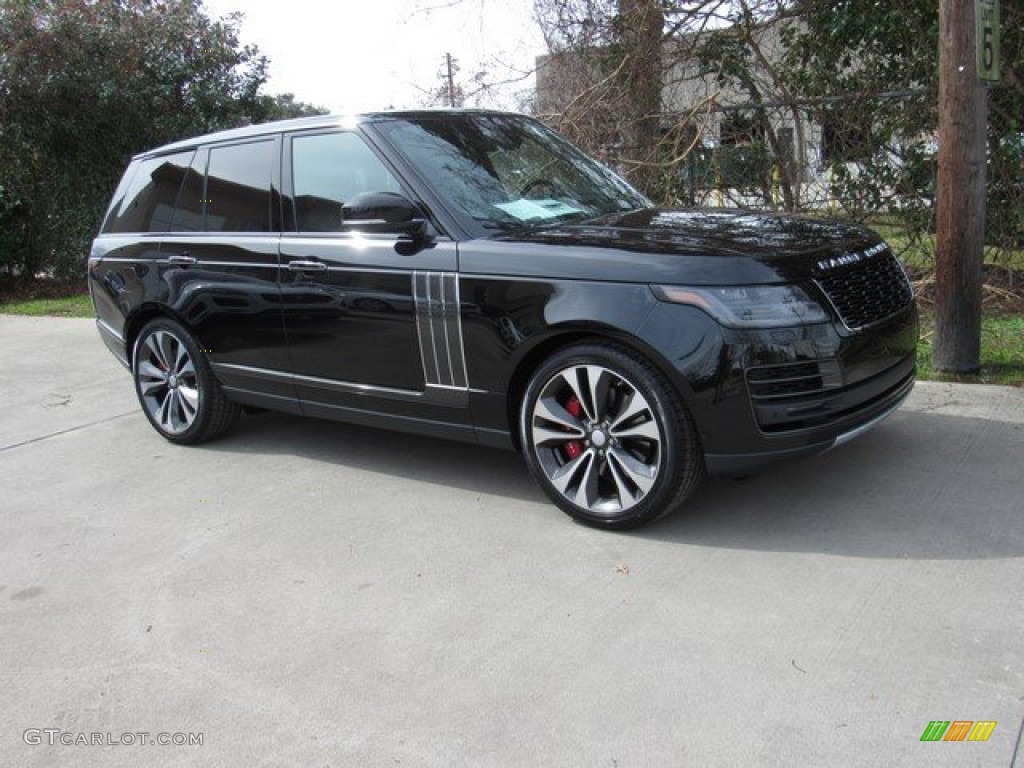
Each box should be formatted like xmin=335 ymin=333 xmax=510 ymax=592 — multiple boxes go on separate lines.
xmin=89 ymin=110 xmax=918 ymax=477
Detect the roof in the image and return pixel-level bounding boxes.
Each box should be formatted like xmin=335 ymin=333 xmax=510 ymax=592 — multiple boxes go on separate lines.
xmin=139 ymin=108 xmax=526 ymax=159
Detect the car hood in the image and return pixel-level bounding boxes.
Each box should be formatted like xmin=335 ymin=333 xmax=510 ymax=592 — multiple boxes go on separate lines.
xmin=465 ymin=207 xmax=887 ymax=285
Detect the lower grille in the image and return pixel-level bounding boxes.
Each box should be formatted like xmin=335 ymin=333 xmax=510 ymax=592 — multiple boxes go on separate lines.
xmin=747 ymin=360 xmax=842 ymax=402
xmin=816 ymin=249 xmax=913 ymax=330
xmin=747 ymin=354 xmax=915 ymax=433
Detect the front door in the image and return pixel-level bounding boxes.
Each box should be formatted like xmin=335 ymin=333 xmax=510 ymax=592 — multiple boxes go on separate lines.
xmin=278 ymin=129 xmax=465 ymax=423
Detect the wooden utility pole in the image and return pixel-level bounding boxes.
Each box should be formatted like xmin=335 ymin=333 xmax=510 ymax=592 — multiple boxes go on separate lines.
xmin=934 ymin=0 xmax=988 ymax=372
xmin=445 ymin=53 xmax=457 ymax=108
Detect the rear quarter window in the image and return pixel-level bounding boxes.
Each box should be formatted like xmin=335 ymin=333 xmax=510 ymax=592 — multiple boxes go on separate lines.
xmin=102 ymin=151 xmax=195 ymax=234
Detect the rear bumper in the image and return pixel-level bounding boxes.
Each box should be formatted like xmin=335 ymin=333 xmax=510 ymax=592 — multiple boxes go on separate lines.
xmin=96 ymin=318 xmax=130 ymax=369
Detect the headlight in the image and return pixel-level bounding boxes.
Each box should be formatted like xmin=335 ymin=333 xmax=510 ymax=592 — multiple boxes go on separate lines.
xmin=652 ymin=284 xmax=829 ymax=328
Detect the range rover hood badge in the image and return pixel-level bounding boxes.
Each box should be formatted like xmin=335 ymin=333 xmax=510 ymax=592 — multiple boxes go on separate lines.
xmin=817 ymin=242 xmax=887 ymax=272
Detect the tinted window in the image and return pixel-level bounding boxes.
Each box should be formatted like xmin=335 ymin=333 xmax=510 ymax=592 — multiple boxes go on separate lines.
xmin=104 ymin=151 xmax=194 ymax=233
xmin=205 ymin=141 xmax=274 ymax=232
xmin=377 ymin=115 xmax=648 ymax=234
xmin=291 ymin=132 xmax=402 ymax=232
xmin=169 ymin=152 xmax=206 ymax=233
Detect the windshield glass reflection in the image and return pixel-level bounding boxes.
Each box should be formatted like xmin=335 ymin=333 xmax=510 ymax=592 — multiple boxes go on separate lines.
xmin=377 ymin=114 xmax=650 ymax=233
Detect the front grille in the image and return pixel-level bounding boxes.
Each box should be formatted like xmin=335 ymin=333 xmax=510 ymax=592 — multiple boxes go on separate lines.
xmin=816 ymin=250 xmax=913 ymax=330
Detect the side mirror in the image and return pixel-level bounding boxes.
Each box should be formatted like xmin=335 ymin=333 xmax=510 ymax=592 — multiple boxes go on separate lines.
xmin=342 ymin=191 xmax=418 ymax=225
xmin=340 ymin=192 xmax=433 ymax=252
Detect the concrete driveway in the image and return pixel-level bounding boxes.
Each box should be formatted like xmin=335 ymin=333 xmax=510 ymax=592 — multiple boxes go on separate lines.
xmin=2 ymin=315 xmax=1022 ymax=768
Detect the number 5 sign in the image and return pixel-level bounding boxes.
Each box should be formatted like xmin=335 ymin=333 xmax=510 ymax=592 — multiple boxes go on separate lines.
xmin=976 ymin=0 xmax=1000 ymax=83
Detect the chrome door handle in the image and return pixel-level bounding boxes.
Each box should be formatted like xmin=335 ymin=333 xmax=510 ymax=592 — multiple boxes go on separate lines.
xmin=288 ymin=260 xmax=328 ymax=272
xmin=167 ymin=254 xmax=196 ymax=266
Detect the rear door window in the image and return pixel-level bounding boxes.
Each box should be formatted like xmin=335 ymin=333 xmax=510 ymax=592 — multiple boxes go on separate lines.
xmin=204 ymin=140 xmax=275 ymax=232
xmin=169 ymin=151 xmax=206 ymax=233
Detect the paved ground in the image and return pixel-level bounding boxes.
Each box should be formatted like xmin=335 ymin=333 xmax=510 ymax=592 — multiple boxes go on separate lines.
xmin=1 ymin=315 xmax=1022 ymax=768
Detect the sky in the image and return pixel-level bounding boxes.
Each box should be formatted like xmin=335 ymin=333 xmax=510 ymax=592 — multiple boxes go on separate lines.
xmin=201 ymin=0 xmax=547 ymax=114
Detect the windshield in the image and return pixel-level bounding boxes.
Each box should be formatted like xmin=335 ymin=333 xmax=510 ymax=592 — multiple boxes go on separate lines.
xmin=374 ymin=113 xmax=650 ymax=235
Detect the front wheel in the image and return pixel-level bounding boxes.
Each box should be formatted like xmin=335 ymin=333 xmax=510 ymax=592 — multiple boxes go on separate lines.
xmin=520 ymin=343 xmax=703 ymax=530
xmin=133 ymin=318 xmax=240 ymax=445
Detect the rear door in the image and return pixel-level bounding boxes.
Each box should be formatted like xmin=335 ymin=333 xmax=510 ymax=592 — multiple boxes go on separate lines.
xmin=159 ymin=137 xmax=296 ymax=406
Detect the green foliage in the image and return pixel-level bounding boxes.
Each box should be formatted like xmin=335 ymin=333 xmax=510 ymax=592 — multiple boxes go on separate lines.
xmin=0 ymin=0 xmax=324 ymax=280
xmin=251 ymin=92 xmax=328 ymax=122
xmin=918 ymin=311 xmax=1024 ymax=387
xmin=781 ymin=0 xmax=1024 ymax=261
xmin=782 ymin=0 xmax=939 ymax=102
xmin=715 ymin=142 xmax=772 ymax=192
xmin=0 ymin=294 xmax=93 ymax=318
xmin=0 ymin=183 xmax=21 ymax=273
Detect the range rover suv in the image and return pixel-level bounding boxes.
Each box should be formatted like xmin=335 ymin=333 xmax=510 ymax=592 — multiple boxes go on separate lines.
xmin=89 ymin=110 xmax=918 ymax=529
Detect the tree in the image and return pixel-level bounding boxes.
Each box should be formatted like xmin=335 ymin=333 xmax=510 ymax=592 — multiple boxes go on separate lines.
xmin=535 ymin=0 xmax=666 ymax=194
xmin=779 ymin=1 xmax=938 ymax=225
xmin=614 ymin=0 xmax=664 ymax=192
xmin=0 ymin=0 xmax=323 ymax=280
xmin=536 ymin=1 xmax=806 ymax=199
xmin=688 ymin=1 xmax=805 ymax=210
xmin=784 ymin=0 xmax=1022 ymax=370
xmin=250 ymin=92 xmax=326 ymax=123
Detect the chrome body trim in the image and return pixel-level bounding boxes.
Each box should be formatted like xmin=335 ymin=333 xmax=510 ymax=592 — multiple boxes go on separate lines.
xmin=96 ymin=257 xmax=278 ymax=270
xmin=96 ymin=319 xmax=130 ymax=369
xmin=412 ymin=271 xmax=468 ymax=389
xmin=831 ymin=389 xmax=911 ymax=448
xmin=287 ymin=260 xmax=328 ymax=272
xmin=453 ymin=276 xmax=471 ymax=390
xmin=96 ymin=317 xmax=125 ymax=343
xmin=212 ymin=362 xmax=467 ymax=406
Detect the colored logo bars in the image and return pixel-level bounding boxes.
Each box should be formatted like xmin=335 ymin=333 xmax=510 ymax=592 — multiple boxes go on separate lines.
xmin=920 ymin=721 xmax=997 ymax=742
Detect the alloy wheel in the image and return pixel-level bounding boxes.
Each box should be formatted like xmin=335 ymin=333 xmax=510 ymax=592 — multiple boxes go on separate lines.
xmin=530 ymin=364 xmax=663 ymax=515
xmin=136 ymin=329 xmax=200 ymax=435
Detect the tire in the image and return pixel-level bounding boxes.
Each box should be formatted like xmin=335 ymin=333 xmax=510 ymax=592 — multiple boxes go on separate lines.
xmin=132 ymin=317 xmax=240 ymax=445
xmin=519 ymin=342 xmax=703 ymax=530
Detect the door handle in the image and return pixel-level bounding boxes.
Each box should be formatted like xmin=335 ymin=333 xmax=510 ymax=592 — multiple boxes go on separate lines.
xmin=288 ymin=260 xmax=328 ymax=272
xmin=167 ymin=253 xmax=196 ymax=266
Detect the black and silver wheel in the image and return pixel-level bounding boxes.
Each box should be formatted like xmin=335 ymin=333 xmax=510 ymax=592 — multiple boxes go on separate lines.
xmin=521 ymin=343 xmax=703 ymax=529
xmin=133 ymin=318 xmax=240 ymax=445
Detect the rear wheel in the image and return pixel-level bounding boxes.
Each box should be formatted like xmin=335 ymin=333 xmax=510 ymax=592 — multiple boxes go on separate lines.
xmin=133 ymin=318 xmax=240 ymax=445
xmin=520 ymin=343 xmax=703 ymax=529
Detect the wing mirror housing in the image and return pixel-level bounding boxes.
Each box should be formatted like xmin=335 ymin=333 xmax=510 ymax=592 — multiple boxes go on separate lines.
xmin=341 ymin=192 xmax=433 ymax=249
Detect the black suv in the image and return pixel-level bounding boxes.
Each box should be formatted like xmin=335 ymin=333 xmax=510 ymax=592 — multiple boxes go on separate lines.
xmin=89 ymin=110 xmax=918 ymax=529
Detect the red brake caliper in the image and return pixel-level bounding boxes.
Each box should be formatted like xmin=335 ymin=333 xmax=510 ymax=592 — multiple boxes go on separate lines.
xmin=563 ymin=395 xmax=584 ymax=460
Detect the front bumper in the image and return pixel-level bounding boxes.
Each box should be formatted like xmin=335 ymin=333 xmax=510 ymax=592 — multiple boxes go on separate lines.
xmin=703 ymin=360 xmax=914 ymax=475
xmin=636 ymin=300 xmax=919 ymax=476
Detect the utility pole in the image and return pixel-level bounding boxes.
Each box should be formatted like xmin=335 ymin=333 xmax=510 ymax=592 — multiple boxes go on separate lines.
xmin=445 ymin=52 xmax=457 ymax=108
xmin=934 ymin=0 xmax=988 ymax=372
